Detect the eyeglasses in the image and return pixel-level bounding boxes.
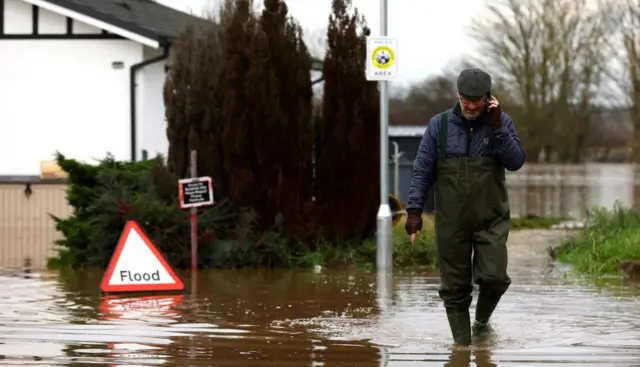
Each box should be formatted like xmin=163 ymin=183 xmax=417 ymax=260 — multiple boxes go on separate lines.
xmin=460 ymin=96 xmax=486 ymax=107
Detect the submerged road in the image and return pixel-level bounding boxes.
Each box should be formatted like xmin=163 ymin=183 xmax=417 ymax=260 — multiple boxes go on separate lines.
xmin=0 ymin=229 xmax=638 ymax=366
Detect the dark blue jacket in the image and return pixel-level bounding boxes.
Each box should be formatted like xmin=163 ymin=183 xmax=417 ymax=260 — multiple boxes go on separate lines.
xmin=406 ymin=104 xmax=526 ymax=211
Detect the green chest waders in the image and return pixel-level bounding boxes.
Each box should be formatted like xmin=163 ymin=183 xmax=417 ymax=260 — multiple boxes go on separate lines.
xmin=434 ymin=112 xmax=512 ymax=345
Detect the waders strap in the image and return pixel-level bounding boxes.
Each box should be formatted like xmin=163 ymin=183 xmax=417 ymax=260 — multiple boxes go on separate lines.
xmin=438 ymin=111 xmax=448 ymax=158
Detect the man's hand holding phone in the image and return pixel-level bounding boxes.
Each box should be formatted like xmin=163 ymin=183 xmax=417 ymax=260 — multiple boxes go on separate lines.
xmin=486 ymin=95 xmax=502 ymax=131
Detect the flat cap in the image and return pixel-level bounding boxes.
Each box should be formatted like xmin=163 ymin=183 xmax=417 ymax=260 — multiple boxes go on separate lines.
xmin=457 ymin=68 xmax=492 ymax=98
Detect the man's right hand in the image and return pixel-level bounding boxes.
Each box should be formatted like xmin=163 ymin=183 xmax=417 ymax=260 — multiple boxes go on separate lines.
xmin=405 ymin=209 xmax=423 ymax=244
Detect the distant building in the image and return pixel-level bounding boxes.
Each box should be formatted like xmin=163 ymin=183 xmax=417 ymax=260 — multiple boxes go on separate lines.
xmin=0 ymin=0 xmax=195 ymax=174
xmin=389 ymin=125 xmax=425 ymax=161
xmin=388 ymin=125 xmax=434 ymax=211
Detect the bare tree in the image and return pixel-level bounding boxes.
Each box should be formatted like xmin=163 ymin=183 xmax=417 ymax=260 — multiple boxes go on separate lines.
xmin=389 ymin=74 xmax=457 ymax=125
xmin=388 ymin=59 xmax=522 ymax=126
xmin=613 ymin=0 xmax=640 ymax=161
xmin=470 ymin=0 xmax=613 ymax=163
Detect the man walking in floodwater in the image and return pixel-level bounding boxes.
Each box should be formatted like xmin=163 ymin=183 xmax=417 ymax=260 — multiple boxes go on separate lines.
xmin=404 ymin=68 xmax=526 ymax=346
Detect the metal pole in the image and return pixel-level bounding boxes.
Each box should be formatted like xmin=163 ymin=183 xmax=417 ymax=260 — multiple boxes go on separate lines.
xmin=190 ymin=151 xmax=198 ymax=276
xmin=376 ymin=0 xmax=392 ymax=272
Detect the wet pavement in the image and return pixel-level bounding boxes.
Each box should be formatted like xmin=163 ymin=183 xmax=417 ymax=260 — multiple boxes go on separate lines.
xmin=1 ymin=229 xmax=639 ymax=366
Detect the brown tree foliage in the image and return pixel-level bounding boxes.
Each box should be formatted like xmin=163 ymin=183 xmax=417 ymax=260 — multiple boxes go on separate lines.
xmin=315 ymin=0 xmax=380 ymax=242
xmin=244 ymin=0 xmax=315 ymax=239
xmin=164 ymin=13 xmax=228 ymax=196
xmin=164 ymin=23 xmax=196 ymax=179
xmin=390 ymin=75 xmax=458 ymax=125
xmin=470 ymin=0 xmax=612 ymax=163
xmin=388 ymin=62 xmax=519 ymax=126
xmin=166 ymin=0 xmax=315 ymax=240
xmin=617 ymin=0 xmax=640 ymax=161
xmin=165 ymin=0 xmax=383 ymax=245
xmin=218 ymin=0 xmax=261 ymax=212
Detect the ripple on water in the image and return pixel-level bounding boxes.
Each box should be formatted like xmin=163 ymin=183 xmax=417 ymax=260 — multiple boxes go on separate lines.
xmin=1 ymin=245 xmax=640 ymax=367
xmin=276 ymin=267 xmax=640 ymax=365
xmin=0 ymin=272 xmax=265 ymax=366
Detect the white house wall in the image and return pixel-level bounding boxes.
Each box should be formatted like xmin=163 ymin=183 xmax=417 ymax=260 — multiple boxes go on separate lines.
xmin=3 ymin=0 xmax=109 ymax=35
xmin=0 ymin=0 xmax=156 ymax=174
xmin=0 ymin=0 xmax=171 ymax=174
xmin=0 ymin=39 xmax=144 ymax=174
xmin=72 ymin=19 xmax=101 ymax=34
xmin=138 ymin=46 xmax=169 ymax=161
xmin=3 ymin=0 xmax=31 ymax=33
xmin=37 ymin=3 xmax=65 ymax=34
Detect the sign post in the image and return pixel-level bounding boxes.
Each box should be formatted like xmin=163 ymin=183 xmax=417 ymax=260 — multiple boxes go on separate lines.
xmin=178 ymin=150 xmax=215 ymax=278
xmin=366 ymin=0 xmax=396 ymax=272
xmin=189 ymin=151 xmax=198 ymax=273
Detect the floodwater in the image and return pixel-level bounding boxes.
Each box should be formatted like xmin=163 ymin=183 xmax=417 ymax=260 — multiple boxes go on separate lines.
xmin=506 ymin=163 xmax=639 ymax=219
xmin=392 ymin=162 xmax=640 ymax=220
xmin=1 ymin=230 xmax=640 ymax=366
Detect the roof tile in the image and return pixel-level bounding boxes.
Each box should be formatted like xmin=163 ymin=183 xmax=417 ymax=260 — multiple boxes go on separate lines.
xmin=50 ymin=0 xmax=197 ymax=42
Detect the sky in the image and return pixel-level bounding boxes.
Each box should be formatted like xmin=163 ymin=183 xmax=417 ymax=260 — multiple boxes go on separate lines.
xmin=155 ymin=0 xmax=486 ymax=89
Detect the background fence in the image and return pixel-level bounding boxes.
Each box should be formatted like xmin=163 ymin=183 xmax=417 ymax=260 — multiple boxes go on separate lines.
xmin=0 ymin=177 xmax=72 ymax=270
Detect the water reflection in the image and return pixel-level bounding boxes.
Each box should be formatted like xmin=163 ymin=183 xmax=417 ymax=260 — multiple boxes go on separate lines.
xmin=507 ymin=163 xmax=637 ymax=219
xmin=442 ymin=349 xmax=497 ymax=367
xmin=0 ymin=230 xmax=639 ymax=366
xmin=376 ymin=271 xmax=393 ymax=314
xmin=98 ymin=295 xmax=184 ymax=322
xmin=94 ymin=295 xmax=182 ymax=365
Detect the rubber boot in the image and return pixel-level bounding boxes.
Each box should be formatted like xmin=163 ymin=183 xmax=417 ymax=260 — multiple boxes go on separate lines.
xmin=472 ymin=292 xmax=501 ymax=341
xmin=445 ymin=308 xmax=472 ymax=346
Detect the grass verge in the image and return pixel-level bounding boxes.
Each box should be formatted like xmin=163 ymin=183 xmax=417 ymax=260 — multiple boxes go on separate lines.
xmin=295 ymin=214 xmax=437 ymax=270
xmin=549 ymin=204 xmax=640 ymax=276
xmin=299 ymin=213 xmax=568 ymax=270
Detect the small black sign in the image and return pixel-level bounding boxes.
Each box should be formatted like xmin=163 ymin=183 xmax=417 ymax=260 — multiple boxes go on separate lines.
xmin=178 ymin=177 xmax=214 ymax=209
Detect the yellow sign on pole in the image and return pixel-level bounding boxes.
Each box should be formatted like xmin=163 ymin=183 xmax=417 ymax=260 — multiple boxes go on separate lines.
xmin=366 ymin=37 xmax=398 ymax=81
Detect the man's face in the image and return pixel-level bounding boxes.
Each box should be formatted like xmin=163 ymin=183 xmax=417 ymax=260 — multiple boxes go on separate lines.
xmin=458 ymin=93 xmax=486 ymax=120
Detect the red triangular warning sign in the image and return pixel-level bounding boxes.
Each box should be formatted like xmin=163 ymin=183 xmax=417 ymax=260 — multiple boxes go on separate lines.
xmin=100 ymin=220 xmax=184 ymax=293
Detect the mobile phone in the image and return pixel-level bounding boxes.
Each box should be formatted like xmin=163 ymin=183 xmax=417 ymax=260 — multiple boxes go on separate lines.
xmin=483 ymin=90 xmax=491 ymax=113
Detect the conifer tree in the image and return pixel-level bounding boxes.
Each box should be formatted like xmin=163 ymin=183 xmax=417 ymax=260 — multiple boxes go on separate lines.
xmin=164 ymin=14 xmax=228 ymax=198
xmin=221 ymin=0 xmax=315 ymax=240
xmin=315 ymin=0 xmax=380 ymax=242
